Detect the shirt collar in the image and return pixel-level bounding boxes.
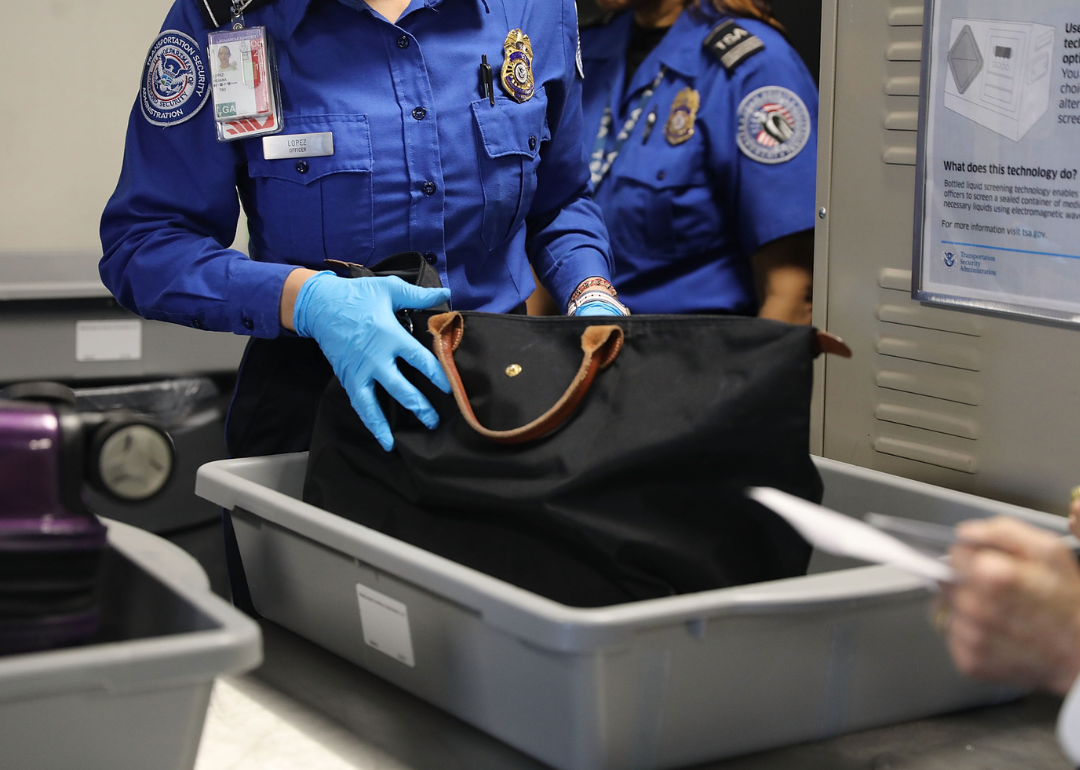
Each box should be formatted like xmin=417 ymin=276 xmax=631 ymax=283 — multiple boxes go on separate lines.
xmin=273 ymin=0 xmax=317 ymax=37
xmin=581 ymin=10 xmax=703 ymax=80
xmin=581 ymin=12 xmax=632 ymax=62
xmin=654 ymin=10 xmax=704 ymax=80
xmin=276 ymin=0 xmax=488 ymax=37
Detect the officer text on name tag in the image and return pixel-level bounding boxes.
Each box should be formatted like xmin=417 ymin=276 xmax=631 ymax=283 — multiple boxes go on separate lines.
xmin=263 ymin=132 xmax=334 ymax=160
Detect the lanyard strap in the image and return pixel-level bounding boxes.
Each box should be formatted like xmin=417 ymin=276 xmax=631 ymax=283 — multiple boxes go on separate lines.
xmin=589 ymin=67 xmax=667 ymax=190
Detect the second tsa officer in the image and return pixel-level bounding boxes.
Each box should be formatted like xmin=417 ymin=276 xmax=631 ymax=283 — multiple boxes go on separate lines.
xmin=581 ymin=0 xmax=817 ymax=322
xmin=101 ymin=0 xmax=627 ymax=462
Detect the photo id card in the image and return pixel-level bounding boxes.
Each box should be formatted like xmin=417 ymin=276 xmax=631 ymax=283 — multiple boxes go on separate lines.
xmin=208 ymin=26 xmax=283 ymax=141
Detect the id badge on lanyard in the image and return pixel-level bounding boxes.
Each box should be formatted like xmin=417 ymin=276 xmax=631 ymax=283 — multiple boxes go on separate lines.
xmin=207 ymin=5 xmax=283 ymax=141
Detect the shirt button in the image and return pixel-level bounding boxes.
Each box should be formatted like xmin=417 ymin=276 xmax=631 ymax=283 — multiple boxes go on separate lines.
xmin=192 ymin=319 xmax=204 ymax=329
xmin=242 ymin=317 xmax=254 ymax=330
xmin=296 ymin=160 xmax=309 ymax=174
xmin=397 ymin=35 xmax=410 ymax=49
xmin=424 ymin=252 xmax=438 ymax=265
xmin=656 ymin=170 xmax=666 ymax=181
xmin=412 ymin=106 xmax=427 ymax=121
xmin=529 ymin=136 xmax=537 ymax=151
xmin=422 ymin=182 xmax=437 ymax=196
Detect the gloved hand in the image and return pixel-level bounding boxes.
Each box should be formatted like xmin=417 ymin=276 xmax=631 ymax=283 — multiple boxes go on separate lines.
xmin=577 ymin=300 xmax=625 ymax=316
xmin=293 ymin=271 xmax=452 ymax=451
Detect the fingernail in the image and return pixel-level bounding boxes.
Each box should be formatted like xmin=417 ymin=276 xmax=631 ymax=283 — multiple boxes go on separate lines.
xmin=378 ymin=435 xmax=394 ymax=452
xmin=422 ymin=412 xmax=440 ymax=430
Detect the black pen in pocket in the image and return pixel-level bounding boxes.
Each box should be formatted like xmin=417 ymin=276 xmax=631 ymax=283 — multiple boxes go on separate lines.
xmin=642 ymin=106 xmax=658 ymax=144
xmin=480 ymin=55 xmax=495 ymax=106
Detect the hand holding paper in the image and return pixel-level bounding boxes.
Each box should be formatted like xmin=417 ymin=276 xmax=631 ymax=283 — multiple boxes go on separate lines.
xmin=748 ymin=487 xmax=956 ymax=583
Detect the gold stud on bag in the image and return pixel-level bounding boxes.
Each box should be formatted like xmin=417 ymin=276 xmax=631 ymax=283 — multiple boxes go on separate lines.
xmin=501 ymin=29 xmax=536 ymax=103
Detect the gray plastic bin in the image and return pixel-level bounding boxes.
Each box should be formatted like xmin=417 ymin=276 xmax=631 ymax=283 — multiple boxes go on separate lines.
xmin=0 ymin=519 xmax=263 ymax=770
xmin=196 ymin=454 xmax=1067 ymax=770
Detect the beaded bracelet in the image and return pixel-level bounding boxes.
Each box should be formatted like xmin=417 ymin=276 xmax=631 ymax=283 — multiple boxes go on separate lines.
xmin=567 ymin=291 xmax=630 ymax=317
xmin=568 ymin=277 xmax=618 ymax=306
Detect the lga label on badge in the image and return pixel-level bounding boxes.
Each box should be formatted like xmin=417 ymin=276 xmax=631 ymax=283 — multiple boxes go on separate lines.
xmin=263 ymin=132 xmax=334 ymax=160
xmin=356 ymin=583 xmax=415 ymax=667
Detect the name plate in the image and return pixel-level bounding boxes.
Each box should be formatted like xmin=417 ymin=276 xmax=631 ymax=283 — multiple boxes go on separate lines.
xmin=262 ymin=132 xmax=334 ymax=160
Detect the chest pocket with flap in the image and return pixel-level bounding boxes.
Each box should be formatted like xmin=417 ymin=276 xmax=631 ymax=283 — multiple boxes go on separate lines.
xmin=607 ymin=146 xmax=715 ymax=259
xmin=243 ymin=115 xmax=373 ymax=265
xmin=471 ymin=88 xmax=551 ymax=251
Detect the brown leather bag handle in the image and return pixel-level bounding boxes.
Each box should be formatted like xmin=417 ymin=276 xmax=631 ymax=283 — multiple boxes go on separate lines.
xmin=428 ymin=313 xmax=624 ymax=445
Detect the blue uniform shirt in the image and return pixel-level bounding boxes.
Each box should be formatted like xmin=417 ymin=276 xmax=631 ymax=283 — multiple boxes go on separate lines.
xmin=101 ymin=0 xmax=612 ymax=337
xmin=581 ymin=10 xmax=818 ymax=315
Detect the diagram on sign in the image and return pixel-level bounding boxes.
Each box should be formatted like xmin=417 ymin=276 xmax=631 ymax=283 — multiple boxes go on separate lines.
xmin=944 ymin=18 xmax=1055 ymax=141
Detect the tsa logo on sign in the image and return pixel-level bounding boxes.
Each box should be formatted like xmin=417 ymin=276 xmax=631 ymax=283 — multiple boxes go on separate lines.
xmin=140 ymin=30 xmax=208 ymax=127
xmin=943 ymin=250 xmax=956 ymax=268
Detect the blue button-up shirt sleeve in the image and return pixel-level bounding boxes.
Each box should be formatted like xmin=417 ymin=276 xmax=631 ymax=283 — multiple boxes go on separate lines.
xmin=707 ymin=23 xmax=819 ymax=257
xmin=100 ymin=3 xmax=294 ymax=338
xmin=525 ymin=0 xmax=614 ymax=309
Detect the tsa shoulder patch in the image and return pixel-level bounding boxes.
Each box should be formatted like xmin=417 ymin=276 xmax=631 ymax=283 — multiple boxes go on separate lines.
xmin=704 ymin=20 xmax=765 ymax=73
xmin=736 ymin=86 xmax=811 ymax=164
xmin=140 ymin=30 xmax=210 ymax=127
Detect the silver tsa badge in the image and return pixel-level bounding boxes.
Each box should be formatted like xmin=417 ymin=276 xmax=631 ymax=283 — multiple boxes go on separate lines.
xmin=501 ymin=29 xmax=535 ymax=103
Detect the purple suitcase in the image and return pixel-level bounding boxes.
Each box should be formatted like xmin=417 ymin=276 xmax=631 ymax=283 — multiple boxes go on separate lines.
xmin=0 ymin=386 xmax=173 ymax=655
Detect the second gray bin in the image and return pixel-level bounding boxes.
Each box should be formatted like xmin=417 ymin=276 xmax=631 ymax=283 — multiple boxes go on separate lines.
xmin=0 ymin=519 xmax=263 ymax=770
xmin=196 ymin=454 xmax=1065 ymax=770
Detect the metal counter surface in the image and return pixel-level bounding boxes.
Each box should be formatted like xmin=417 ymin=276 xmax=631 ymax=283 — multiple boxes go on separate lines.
xmin=193 ymin=620 xmax=1071 ymax=770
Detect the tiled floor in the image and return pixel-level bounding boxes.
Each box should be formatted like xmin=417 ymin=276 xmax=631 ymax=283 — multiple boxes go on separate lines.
xmin=195 ymin=676 xmax=407 ymax=770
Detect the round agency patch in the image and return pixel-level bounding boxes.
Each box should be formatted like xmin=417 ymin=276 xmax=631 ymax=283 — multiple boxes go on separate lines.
xmin=140 ymin=30 xmax=209 ymax=127
xmin=736 ymin=86 xmax=811 ymax=164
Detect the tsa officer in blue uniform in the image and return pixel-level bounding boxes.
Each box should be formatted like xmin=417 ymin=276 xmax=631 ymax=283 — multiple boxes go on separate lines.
xmin=101 ymin=0 xmax=629 ymax=457
xmin=101 ymin=0 xmax=628 ymax=609
xmin=580 ymin=0 xmax=818 ymax=322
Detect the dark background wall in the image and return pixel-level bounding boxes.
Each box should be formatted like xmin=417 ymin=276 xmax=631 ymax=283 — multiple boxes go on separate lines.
xmin=576 ymin=0 xmax=822 ymax=82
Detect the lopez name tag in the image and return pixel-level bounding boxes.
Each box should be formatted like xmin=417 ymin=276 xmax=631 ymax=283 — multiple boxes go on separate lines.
xmin=263 ymin=132 xmax=334 ymax=160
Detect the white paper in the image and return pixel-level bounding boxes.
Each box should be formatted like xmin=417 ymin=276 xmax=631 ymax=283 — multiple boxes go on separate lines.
xmin=75 ymin=320 xmax=142 ymax=362
xmin=748 ymin=488 xmax=956 ymax=583
xmin=356 ymin=583 xmax=415 ymax=667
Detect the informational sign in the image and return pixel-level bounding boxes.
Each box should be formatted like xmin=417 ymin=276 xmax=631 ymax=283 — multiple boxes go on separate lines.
xmin=914 ymin=0 xmax=1080 ymax=324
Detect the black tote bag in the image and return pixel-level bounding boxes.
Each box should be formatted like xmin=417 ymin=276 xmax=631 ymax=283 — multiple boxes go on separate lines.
xmin=304 ymin=310 xmax=847 ymax=607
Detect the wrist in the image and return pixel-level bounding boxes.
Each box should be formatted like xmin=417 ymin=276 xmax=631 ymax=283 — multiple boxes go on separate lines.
xmin=568 ymin=290 xmax=630 ymax=317
xmin=568 ymin=277 xmax=617 ymax=304
xmin=279 ymin=268 xmax=321 ymax=332
xmin=758 ymin=293 xmax=812 ymax=325
xmin=568 ymin=277 xmax=622 ymax=314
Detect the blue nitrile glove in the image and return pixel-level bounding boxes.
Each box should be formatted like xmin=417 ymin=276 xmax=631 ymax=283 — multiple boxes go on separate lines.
xmin=293 ymin=271 xmax=452 ymax=451
xmin=572 ymin=290 xmax=630 ymax=317
xmin=577 ymin=301 xmax=625 ymax=317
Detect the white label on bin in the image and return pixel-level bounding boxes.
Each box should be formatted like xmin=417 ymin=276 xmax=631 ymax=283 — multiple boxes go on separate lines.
xmin=75 ymin=320 xmax=142 ymax=362
xmin=356 ymin=583 xmax=415 ymax=667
